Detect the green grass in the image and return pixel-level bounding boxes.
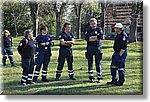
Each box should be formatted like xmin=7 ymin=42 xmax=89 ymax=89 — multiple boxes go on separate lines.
xmin=1 ymin=36 xmax=143 ymax=95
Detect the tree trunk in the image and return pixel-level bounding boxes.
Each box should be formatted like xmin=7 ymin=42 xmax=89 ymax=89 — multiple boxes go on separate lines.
xmin=74 ymin=3 xmax=82 ymax=39
xmin=14 ymin=18 xmax=18 ymax=37
xmin=129 ymin=15 xmax=138 ymax=42
xmin=56 ymin=14 xmax=62 ymax=37
xmin=53 ymin=2 xmax=66 ymax=37
xmin=29 ymin=3 xmax=39 ymax=37
xmin=129 ymin=2 xmax=142 ymax=42
xmin=100 ymin=2 xmax=106 ymax=39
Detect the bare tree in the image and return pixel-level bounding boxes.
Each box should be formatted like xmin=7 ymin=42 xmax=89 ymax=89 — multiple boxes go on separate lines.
xmin=52 ymin=1 xmax=67 ymax=37
xmin=29 ymin=1 xmax=39 ymax=37
xmin=74 ymin=1 xmax=83 ymax=39
xmin=129 ymin=1 xmax=143 ymax=42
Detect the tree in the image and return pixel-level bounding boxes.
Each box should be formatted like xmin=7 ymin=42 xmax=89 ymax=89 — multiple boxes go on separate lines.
xmin=129 ymin=1 xmax=143 ymax=42
xmin=3 ymin=2 xmax=30 ymax=37
xmin=29 ymin=1 xmax=39 ymax=37
xmin=52 ymin=0 xmax=67 ymax=37
xmin=73 ymin=1 xmax=83 ymax=39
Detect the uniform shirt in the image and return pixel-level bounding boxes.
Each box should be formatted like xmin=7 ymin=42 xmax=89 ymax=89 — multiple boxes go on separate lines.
xmin=58 ymin=31 xmax=74 ymax=48
xmin=2 ymin=35 xmax=12 ymax=48
xmin=18 ymin=38 xmax=35 ymax=59
xmin=113 ymin=30 xmax=128 ymax=52
xmin=85 ymin=27 xmax=103 ymax=47
xmin=35 ymin=34 xmax=52 ymax=51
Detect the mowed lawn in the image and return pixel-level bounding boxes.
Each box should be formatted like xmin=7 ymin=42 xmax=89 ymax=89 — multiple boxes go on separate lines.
xmin=1 ymin=36 xmax=143 ymax=95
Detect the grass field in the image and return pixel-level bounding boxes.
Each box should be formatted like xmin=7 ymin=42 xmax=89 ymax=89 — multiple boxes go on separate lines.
xmin=1 ymin=36 xmax=143 ymax=95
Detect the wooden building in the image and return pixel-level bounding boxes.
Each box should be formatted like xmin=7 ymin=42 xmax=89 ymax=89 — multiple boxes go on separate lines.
xmin=97 ymin=2 xmax=143 ymax=40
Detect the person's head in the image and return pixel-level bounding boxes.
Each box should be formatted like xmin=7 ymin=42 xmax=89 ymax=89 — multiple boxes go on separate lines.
xmin=89 ymin=18 xmax=97 ymax=29
xmin=24 ymin=29 xmax=33 ymax=40
xmin=40 ymin=25 xmax=48 ymax=35
xmin=63 ymin=22 xmax=71 ymax=33
xmin=114 ymin=23 xmax=123 ymax=34
xmin=3 ymin=30 xmax=10 ymax=37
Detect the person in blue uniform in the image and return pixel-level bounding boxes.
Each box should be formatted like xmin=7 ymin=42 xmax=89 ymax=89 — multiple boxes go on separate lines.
xmin=17 ymin=29 xmax=35 ymax=85
xmin=107 ymin=23 xmax=128 ymax=86
xmin=33 ymin=25 xmax=53 ymax=83
xmin=85 ymin=18 xmax=103 ymax=83
xmin=55 ymin=22 xmax=76 ymax=81
xmin=1 ymin=30 xmax=16 ymax=67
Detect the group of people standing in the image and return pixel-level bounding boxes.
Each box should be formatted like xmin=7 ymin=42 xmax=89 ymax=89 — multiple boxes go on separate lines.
xmin=1 ymin=18 xmax=128 ymax=86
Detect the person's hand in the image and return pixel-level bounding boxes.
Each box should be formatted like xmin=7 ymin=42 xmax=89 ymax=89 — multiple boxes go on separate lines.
xmin=45 ymin=42 xmax=49 ymax=45
xmin=41 ymin=43 xmax=46 ymax=46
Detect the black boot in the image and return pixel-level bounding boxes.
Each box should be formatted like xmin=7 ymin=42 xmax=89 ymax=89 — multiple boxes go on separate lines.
xmin=69 ymin=74 xmax=76 ymax=80
xmin=55 ymin=74 xmax=61 ymax=81
xmin=107 ymin=80 xmax=117 ymax=85
xmin=89 ymin=76 xmax=95 ymax=82
xmin=33 ymin=76 xmax=38 ymax=83
xmin=2 ymin=56 xmax=7 ymax=67
xmin=42 ymin=76 xmax=49 ymax=82
xmin=11 ymin=62 xmax=17 ymax=67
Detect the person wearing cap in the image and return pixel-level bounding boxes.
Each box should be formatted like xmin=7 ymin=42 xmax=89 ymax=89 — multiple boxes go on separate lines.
xmin=107 ymin=23 xmax=128 ymax=86
xmin=84 ymin=18 xmax=103 ymax=83
xmin=33 ymin=25 xmax=54 ymax=83
xmin=17 ymin=29 xmax=35 ymax=85
xmin=55 ymin=22 xmax=76 ymax=81
xmin=1 ymin=30 xmax=16 ymax=67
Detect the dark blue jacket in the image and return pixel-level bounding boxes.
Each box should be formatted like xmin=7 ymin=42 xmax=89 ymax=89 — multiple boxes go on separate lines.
xmin=58 ymin=31 xmax=74 ymax=48
xmin=2 ymin=35 xmax=12 ymax=48
xmin=113 ymin=31 xmax=128 ymax=52
xmin=85 ymin=27 xmax=103 ymax=47
xmin=18 ymin=38 xmax=35 ymax=59
xmin=35 ymin=34 xmax=53 ymax=52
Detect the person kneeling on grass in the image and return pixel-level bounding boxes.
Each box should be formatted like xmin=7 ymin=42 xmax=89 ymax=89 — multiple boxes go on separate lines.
xmin=17 ymin=29 xmax=35 ymax=86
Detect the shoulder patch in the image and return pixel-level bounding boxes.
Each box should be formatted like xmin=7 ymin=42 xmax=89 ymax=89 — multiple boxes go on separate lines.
xmin=123 ymin=36 xmax=126 ymax=41
xmin=59 ymin=35 xmax=61 ymax=38
xmin=19 ymin=43 xmax=22 ymax=46
xmin=95 ymin=31 xmax=97 ymax=34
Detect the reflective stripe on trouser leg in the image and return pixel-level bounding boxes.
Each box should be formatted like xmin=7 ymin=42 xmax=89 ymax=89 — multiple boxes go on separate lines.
xmin=21 ymin=75 xmax=27 ymax=83
xmin=88 ymin=70 xmax=93 ymax=76
xmin=97 ymin=72 xmax=102 ymax=80
xmin=42 ymin=70 xmax=47 ymax=79
xmin=88 ymin=70 xmax=94 ymax=80
xmin=33 ymin=71 xmax=40 ymax=82
xmin=118 ymin=68 xmax=125 ymax=84
xmin=27 ymin=74 xmax=33 ymax=83
xmin=68 ymin=70 xmax=75 ymax=78
xmin=110 ymin=66 xmax=118 ymax=82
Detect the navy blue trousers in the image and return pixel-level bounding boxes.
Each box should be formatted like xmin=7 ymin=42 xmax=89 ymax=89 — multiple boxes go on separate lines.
xmin=86 ymin=46 xmax=103 ymax=80
xmin=56 ymin=47 xmax=74 ymax=76
xmin=33 ymin=49 xmax=51 ymax=81
xmin=2 ymin=47 xmax=15 ymax=65
xmin=21 ymin=57 xmax=34 ymax=84
xmin=110 ymin=51 xmax=127 ymax=84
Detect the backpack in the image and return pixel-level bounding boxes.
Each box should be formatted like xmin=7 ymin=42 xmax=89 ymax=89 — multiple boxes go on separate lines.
xmin=17 ymin=39 xmax=28 ymax=56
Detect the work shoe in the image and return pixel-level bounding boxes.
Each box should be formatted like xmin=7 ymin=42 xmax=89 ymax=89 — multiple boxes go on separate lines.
xmin=115 ymin=82 xmax=123 ymax=86
xmin=11 ymin=63 xmax=17 ymax=67
xmin=21 ymin=83 xmax=27 ymax=86
xmin=107 ymin=81 xmax=117 ymax=85
xmin=69 ymin=74 xmax=76 ymax=80
xmin=97 ymin=79 xmax=102 ymax=83
xmin=55 ymin=77 xmax=60 ymax=81
xmin=89 ymin=76 xmax=95 ymax=82
xmin=27 ymin=81 xmax=35 ymax=84
xmin=42 ymin=78 xmax=49 ymax=82
xmin=70 ymin=77 xmax=76 ymax=80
